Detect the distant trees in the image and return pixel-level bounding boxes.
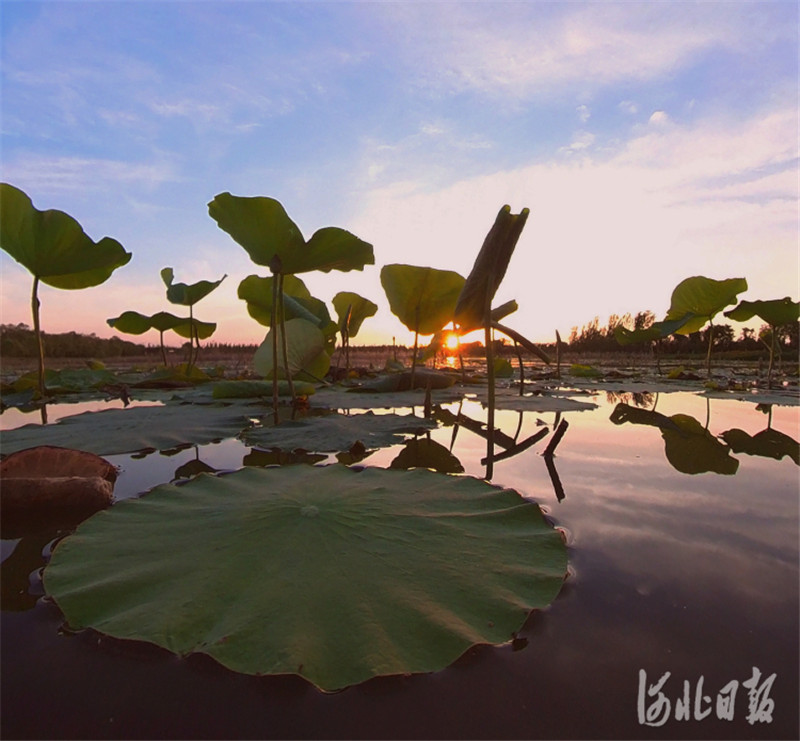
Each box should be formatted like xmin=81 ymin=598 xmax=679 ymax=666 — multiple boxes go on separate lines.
xmin=0 ymin=324 xmax=147 ymax=358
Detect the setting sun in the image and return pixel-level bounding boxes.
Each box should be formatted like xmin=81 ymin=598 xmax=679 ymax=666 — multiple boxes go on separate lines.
xmin=444 ymin=332 xmax=460 ymax=351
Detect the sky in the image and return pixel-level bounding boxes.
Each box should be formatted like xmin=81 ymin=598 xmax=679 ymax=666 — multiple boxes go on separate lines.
xmin=1 ymin=0 xmax=798 ymax=349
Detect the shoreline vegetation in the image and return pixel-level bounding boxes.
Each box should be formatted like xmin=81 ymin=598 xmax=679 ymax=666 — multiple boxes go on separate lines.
xmin=1 ymin=321 xmax=797 ymax=377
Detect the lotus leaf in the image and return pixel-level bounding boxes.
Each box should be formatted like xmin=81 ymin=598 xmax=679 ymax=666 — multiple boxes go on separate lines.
xmin=241 ymin=410 xmax=436 ymax=452
xmin=353 ymin=370 xmax=457 ymax=393
xmin=160 ymin=267 xmax=226 ymax=306
xmin=471 ymin=388 xmax=598 ymax=413
xmin=724 ymin=297 xmax=800 ymax=327
xmin=1 ymin=404 xmax=253 ymax=456
xmin=171 ymin=318 xmax=217 ymax=341
xmin=613 ymin=314 xmax=694 ymax=346
xmin=43 ymin=465 xmax=567 ymax=691
xmin=208 ymin=193 xmax=374 ymax=275
xmin=390 ymin=438 xmax=464 ymax=473
xmin=0 ymin=183 xmax=132 ymax=289
xmin=253 ymin=318 xmax=330 ymax=381
xmin=311 ymin=386 xmax=464 ymax=411
xmin=332 ymin=292 xmax=378 ymax=338
xmin=107 ymin=311 xmax=158 ymax=335
xmin=380 ymin=264 xmax=465 ymax=336
xmin=238 ymin=274 xmax=322 ymax=327
xmin=665 ymin=276 xmax=747 ymax=334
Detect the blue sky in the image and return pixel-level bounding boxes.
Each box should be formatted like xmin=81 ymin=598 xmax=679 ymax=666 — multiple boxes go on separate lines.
xmin=1 ymin=1 xmax=798 ymax=348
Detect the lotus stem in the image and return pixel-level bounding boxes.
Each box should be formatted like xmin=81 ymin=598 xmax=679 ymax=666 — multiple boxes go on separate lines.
xmin=705 ymin=322 xmax=714 ymax=378
xmin=768 ymin=325 xmax=776 ymax=389
xmin=159 ymin=330 xmax=168 ymax=366
xmin=271 ymin=271 xmax=279 ymax=424
xmin=187 ymin=304 xmax=195 ymax=374
xmin=31 ymin=276 xmax=46 ymax=399
xmin=515 ymin=340 xmax=524 ymax=396
xmin=555 ymin=330 xmax=562 ymax=380
xmin=279 ymin=274 xmax=295 ymax=402
xmin=411 ymin=308 xmax=420 ymax=390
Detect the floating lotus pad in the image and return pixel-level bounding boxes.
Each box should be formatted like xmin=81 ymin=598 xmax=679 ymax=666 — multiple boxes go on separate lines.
xmin=1 ymin=404 xmax=254 ymax=456
xmin=44 ymin=465 xmax=566 ymax=691
xmin=241 ymin=411 xmax=436 ymax=452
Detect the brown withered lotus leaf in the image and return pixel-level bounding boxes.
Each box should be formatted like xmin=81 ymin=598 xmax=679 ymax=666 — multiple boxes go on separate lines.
xmin=0 ymin=446 xmax=117 ymax=537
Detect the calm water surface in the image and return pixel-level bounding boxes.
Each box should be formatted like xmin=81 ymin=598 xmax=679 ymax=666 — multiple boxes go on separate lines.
xmin=2 ymin=389 xmax=798 ymax=739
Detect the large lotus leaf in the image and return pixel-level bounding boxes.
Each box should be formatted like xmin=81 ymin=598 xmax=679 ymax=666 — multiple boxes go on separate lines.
xmin=390 ymin=438 xmax=464 ymax=473
xmin=472 ymin=388 xmax=598 ymax=413
xmin=241 ymin=410 xmax=435 ymax=452
xmin=665 ymin=276 xmax=747 ymax=334
xmin=720 ymin=428 xmax=799 ymax=464
xmin=455 ymin=205 xmax=529 ymax=330
xmin=0 ymin=183 xmax=132 ymax=288
xmin=311 ymin=386 xmax=464 ymax=411
xmin=208 ymin=192 xmax=374 ymax=275
xmin=161 ymin=267 xmax=226 ymax=307
xmin=253 ymin=318 xmax=330 ymax=381
xmin=332 ymin=292 xmax=378 ymax=338
xmin=0 ymin=404 xmax=253 ymax=456
xmin=212 ymin=380 xmax=316 ymax=399
xmin=43 ymin=465 xmax=567 ymax=691
xmin=381 ymin=264 xmax=466 ymax=336
xmin=150 ymin=311 xmax=184 ymax=333
xmin=171 ymin=318 xmax=217 ymax=341
xmin=661 ymin=414 xmax=739 ymax=475
xmin=724 ymin=297 xmax=800 ymax=327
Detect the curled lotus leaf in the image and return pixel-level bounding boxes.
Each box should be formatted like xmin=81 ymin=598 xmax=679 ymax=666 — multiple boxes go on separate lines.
xmin=161 ymin=267 xmax=226 ymax=307
xmin=332 ymin=292 xmax=378 ymax=338
xmin=43 ymin=465 xmax=567 ymax=692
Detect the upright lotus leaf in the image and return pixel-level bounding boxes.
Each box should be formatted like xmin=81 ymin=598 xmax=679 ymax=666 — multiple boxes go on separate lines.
xmin=665 ymin=276 xmax=747 ymax=335
xmin=332 ymin=292 xmax=378 ymax=338
xmin=43 ymin=465 xmax=567 ymax=692
xmin=207 ymin=193 xmax=374 ymax=275
xmin=724 ymin=297 xmax=800 ymax=388
xmin=454 ymin=205 xmax=529 ymax=331
xmin=0 ymin=183 xmax=132 ymax=397
xmin=381 ymin=264 xmax=466 ymax=336
xmin=253 ymin=318 xmax=329 ymax=382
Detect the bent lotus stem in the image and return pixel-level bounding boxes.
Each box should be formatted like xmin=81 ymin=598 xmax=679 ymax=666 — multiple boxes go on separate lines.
xmin=484 ymin=271 xmax=496 ymax=481
xmin=31 ymin=276 xmax=46 ymax=399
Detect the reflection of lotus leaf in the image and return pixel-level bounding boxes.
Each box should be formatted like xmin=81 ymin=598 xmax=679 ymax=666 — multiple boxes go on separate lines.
xmin=44 ymin=465 xmax=566 ymax=691
xmin=390 ymin=438 xmax=464 ymax=473
xmin=241 ymin=411 xmax=436 ymax=453
xmin=721 ymin=428 xmax=799 ymax=465
xmin=661 ymin=415 xmax=739 ymax=475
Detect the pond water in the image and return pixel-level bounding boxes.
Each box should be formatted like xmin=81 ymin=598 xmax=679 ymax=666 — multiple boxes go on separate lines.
xmin=1 ymin=387 xmax=798 ymax=739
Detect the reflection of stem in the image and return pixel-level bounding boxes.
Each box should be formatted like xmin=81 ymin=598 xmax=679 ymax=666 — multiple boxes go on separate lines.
xmin=483 ymin=427 xmax=548 ymax=465
xmin=513 ymin=410 xmax=523 ymax=443
xmin=544 ymin=454 xmax=566 ymax=502
xmin=705 ymin=396 xmax=711 ymax=430
xmin=31 ymin=276 xmax=46 ymax=399
xmin=652 ymin=391 xmax=659 ymax=412
xmin=449 ymin=397 xmax=464 ymax=453
xmin=544 ymin=418 xmax=569 ymax=457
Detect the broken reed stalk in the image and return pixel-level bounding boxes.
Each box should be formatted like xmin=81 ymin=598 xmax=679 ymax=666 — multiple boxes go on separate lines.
xmin=543 ymin=418 xmax=569 ymax=457
xmin=484 ymin=273 xmax=496 ymax=480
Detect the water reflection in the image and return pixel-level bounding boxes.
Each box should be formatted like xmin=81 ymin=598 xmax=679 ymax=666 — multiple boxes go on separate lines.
xmin=610 ymin=400 xmax=799 ymax=474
